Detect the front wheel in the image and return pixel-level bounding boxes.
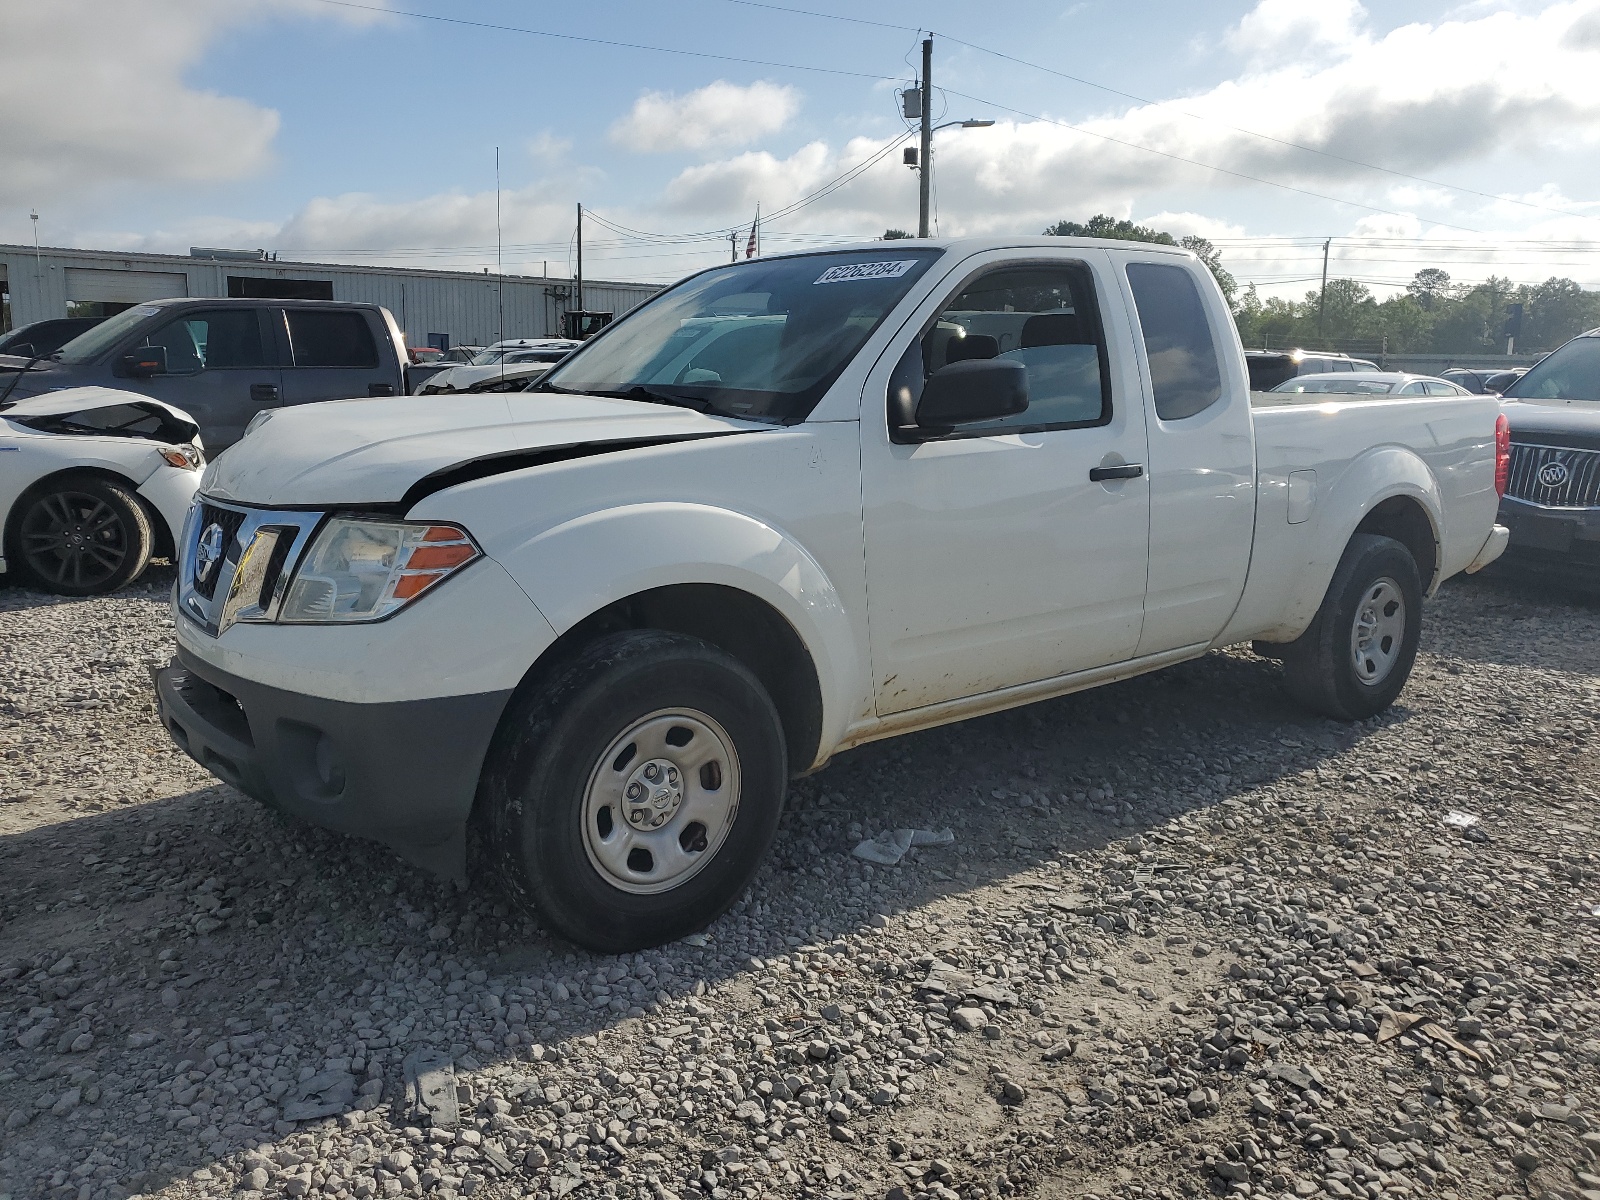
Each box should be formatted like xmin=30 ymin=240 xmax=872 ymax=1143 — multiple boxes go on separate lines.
xmin=1280 ymin=533 xmax=1423 ymax=721
xmin=7 ymin=475 xmax=153 ymax=596
xmin=483 ymin=630 xmax=788 ymax=952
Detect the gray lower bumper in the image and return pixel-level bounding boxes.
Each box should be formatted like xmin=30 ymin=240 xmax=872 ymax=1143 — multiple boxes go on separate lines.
xmin=154 ymin=649 xmax=512 ymax=878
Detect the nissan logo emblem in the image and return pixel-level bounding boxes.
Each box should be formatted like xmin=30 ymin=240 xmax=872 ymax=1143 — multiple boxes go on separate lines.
xmin=195 ymin=523 xmax=224 ymax=585
xmin=1538 ymin=461 xmax=1570 ymax=488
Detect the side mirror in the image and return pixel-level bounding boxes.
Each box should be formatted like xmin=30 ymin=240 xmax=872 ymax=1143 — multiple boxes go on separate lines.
xmin=121 ymin=346 xmax=168 ymax=378
xmin=916 ymin=358 xmax=1029 ymax=429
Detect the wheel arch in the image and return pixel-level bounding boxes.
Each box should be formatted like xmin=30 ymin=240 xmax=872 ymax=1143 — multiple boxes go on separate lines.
xmin=4 ymin=465 xmax=171 ymax=563
xmin=492 ymin=582 xmax=826 ymax=785
xmin=472 ymin=501 xmax=868 ymax=769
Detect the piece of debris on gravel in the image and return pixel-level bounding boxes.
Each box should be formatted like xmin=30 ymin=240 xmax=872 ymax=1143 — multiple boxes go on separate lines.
xmin=1 ymin=567 xmax=1597 ymax=1200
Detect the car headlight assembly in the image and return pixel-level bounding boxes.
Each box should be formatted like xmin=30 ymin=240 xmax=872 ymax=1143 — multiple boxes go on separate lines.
xmin=279 ymin=518 xmax=480 ymax=624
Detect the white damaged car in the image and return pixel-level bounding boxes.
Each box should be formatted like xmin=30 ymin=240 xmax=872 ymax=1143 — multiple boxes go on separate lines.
xmin=0 ymin=386 xmax=204 ymax=595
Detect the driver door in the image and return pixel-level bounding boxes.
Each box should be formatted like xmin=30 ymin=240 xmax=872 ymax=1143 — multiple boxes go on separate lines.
xmin=858 ymin=249 xmax=1152 ymax=716
xmin=125 ymin=308 xmax=280 ymax=451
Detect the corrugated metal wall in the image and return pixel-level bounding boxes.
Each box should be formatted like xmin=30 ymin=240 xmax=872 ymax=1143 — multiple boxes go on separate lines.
xmin=0 ymin=246 xmax=661 ymax=347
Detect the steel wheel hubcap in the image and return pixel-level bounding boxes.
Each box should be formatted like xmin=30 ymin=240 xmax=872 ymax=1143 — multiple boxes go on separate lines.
xmin=581 ymin=708 xmax=740 ymax=895
xmin=18 ymin=491 xmax=128 ymax=589
xmin=1351 ymin=576 xmax=1405 ymax=685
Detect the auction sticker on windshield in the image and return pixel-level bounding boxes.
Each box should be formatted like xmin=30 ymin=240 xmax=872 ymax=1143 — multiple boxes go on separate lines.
xmin=814 ymin=260 xmax=918 ymax=285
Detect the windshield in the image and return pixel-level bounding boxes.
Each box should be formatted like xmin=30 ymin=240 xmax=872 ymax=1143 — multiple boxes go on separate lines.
xmin=55 ymin=304 xmax=165 ymax=363
xmin=469 ymin=349 xmax=505 ymax=365
xmin=1271 ymin=377 xmax=1395 ymax=394
xmin=541 ymin=249 xmax=942 ymax=421
xmin=1504 ymin=336 xmax=1600 ymax=401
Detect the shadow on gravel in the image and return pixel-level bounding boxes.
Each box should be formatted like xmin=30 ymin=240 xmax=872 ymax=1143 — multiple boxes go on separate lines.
xmin=0 ymin=642 xmax=1395 ymax=1195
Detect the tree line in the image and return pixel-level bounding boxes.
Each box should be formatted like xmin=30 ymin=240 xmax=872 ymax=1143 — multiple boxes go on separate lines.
xmin=879 ymin=217 xmax=1600 ymax=354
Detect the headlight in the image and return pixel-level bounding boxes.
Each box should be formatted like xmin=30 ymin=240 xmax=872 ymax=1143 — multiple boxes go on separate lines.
xmin=279 ymin=518 xmax=480 ymax=623
xmin=159 ymin=443 xmax=204 ymax=470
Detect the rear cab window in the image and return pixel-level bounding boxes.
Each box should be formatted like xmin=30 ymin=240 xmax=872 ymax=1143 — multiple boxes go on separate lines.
xmin=1125 ymin=262 xmax=1224 ymax=420
xmin=285 ymin=309 xmax=380 ymax=368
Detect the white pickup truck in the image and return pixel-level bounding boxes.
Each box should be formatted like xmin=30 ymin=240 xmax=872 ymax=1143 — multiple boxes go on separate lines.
xmin=154 ymin=237 xmax=1509 ymax=952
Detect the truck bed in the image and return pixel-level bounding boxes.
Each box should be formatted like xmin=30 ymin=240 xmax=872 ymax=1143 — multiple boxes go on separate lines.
xmin=1217 ymin=391 xmax=1503 ymax=644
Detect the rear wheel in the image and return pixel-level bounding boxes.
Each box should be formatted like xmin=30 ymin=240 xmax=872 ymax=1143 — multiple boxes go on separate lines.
xmin=1280 ymin=533 xmax=1422 ymax=721
xmin=8 ymin=476 xmax=153 ymax=596
xmin=483 ymin=630 xmax=787 ymax=952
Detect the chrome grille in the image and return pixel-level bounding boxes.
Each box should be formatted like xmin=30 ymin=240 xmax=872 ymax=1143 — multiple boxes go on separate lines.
xmin=1505 ymin=443 xmax=1600 ymax=509
xmin=178 ymin=500 xmax=322 ymax=636
xmin=193 ymin=503 xmax=247 ymax=599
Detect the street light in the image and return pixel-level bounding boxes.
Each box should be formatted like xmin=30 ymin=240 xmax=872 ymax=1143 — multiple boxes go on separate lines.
xmin=910 ymin=120 xmax=994 ymax=236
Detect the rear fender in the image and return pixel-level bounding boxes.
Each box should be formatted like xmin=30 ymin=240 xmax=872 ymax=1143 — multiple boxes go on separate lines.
xmin=499 ymin=502 xmax=862 ymax=763
xmin=1250 ymin=445 xmax=1443 ymax=643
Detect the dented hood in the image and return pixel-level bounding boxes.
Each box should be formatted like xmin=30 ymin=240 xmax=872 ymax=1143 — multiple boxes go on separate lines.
xmin=200 ymin=391 xmax=764 ymax=507
xmin=0 ymin=386 xmax=201 ymax=444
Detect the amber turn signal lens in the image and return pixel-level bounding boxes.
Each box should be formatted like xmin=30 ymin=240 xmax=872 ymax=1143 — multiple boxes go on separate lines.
xmin=405 ymin=542 xmax=476 ymax=570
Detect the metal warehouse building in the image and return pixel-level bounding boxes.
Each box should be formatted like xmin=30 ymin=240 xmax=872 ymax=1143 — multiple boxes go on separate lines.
xmin=0 ymin=244 xmax=659 ymax=349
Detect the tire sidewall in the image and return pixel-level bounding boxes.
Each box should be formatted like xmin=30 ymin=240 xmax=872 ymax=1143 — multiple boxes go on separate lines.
xmin=1324 ymin=538 xmax=1423 ymax=719
xmin=493 ymin=632 xmax=787 ymax=952
xmin=7 ymin=475 xmax=153 ymax=596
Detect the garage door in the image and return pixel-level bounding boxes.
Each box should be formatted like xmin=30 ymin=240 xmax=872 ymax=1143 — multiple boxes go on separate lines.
xmin=65 ymin=267 xmax=189 ymax=304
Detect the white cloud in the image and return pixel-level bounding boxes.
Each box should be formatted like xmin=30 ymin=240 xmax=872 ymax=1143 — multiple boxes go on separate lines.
xmin=0 ymin=0 xmax=382 ymax=209
xmin=1226 ymin=0 xmax=1366 ymax=57
xmin=609 ymin=81 xmax=801 ymax=153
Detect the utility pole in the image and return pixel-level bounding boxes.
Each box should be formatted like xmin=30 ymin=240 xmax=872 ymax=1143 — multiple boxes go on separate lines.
xmin=495 ymin=148 xmax=503 ymax=352
xmin=1317 ymin=238 xmax=1331 ymax=342
xmin=729 ymin=229 xmax=739 ymax=263
xmin=575 ymin=202 xmax=584 ymax=333
xmin=918 ymin=37 xmax=933 ymax=239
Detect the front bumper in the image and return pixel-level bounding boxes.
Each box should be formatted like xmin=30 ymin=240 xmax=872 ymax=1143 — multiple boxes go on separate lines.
xmin=1494 ymin=497 xmax=1600 ymax=580
xmin=154 ymin=648 xmax=512 ymax=878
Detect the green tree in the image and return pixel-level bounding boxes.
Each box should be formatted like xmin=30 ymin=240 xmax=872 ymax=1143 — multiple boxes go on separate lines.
xmin=1303 ymin=278 xmax=1376 ymax=342
xmin=1518 ymin=277 xmax=1600 ymax=351
xmin=1044 ymin=215 xmax=1239 ymax=310
xmin=1406 ymin=268 xmax=1452 ymax=312
xmin=1043 ymin=214 xmax=1177 ymax=245
xmin=1180 ymin=236 xmax=1237 ymax=308
xmin=882 ymin=229 xmax=914 ymax=240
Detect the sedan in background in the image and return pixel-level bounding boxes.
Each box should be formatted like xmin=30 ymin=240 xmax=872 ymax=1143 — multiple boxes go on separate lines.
xmin=414 ymin=341 xmax=579 ymax=394
xmin=1 ymin=387 xmax=204 ymax=595
xmin=1267 ymin=371 xmax=1473 ymax=397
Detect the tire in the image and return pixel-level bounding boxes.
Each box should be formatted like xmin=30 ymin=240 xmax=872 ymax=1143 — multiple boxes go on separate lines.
xmin=7 ymin=474 xmax=153 ymax=596
xmin=483 ymin=630 xmax=788 ymax=953
xmin=1280 ymin=533 xmax=1423 ymax=721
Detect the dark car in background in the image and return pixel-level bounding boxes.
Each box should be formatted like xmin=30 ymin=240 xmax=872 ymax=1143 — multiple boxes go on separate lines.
xmin=1245 ymin=349 xmax=1380 ymax=391
xmin=0 ymin=298 xmax=409 ymax=451
xmin=1495 ymin=329 xmax=1600 ymax=583
xmin=1441 ymin=366 xmax=1529 ymax=394
xmin=0 ymin=316 xmax=105 ymax=359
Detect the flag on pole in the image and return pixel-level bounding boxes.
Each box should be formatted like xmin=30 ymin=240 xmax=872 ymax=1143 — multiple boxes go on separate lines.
xmin=745 ymin=204 xmax=760 ymax=259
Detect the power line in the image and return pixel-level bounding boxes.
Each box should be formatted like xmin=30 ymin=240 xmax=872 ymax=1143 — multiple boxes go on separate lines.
xmin=300 ymin=0 xmax=895 ymax=79
xmin=935 ymin=86 xmax=1483 ymax=234
xmin=704 ymin=0 xmax=1600 ymax=227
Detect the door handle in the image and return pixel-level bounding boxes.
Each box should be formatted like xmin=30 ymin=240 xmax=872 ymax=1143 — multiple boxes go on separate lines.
xmin=249 ymin=383 xmax=279 ymax=403
xmin=1089 ymin=463 xmax=1144 ymax=481
xmin=367 ymin=383 xmax=396 ymax=397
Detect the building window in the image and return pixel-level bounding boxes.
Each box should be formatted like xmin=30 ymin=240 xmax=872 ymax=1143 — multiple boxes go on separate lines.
xmin=228 ymin=276 xmax=334 ymax=301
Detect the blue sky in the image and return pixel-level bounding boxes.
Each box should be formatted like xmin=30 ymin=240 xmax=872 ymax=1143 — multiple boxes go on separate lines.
xmin=7 ymin=0 xmax=1600 ymax=295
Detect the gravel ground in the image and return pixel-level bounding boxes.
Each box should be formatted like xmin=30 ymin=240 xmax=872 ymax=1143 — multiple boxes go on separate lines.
xmin=1 ymin=566 xmax=1597 ymax=1200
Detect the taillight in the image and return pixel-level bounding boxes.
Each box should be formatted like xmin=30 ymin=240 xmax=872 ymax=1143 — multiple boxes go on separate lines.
xmin=1494 ymin=413 xmax=1510 ymax=497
